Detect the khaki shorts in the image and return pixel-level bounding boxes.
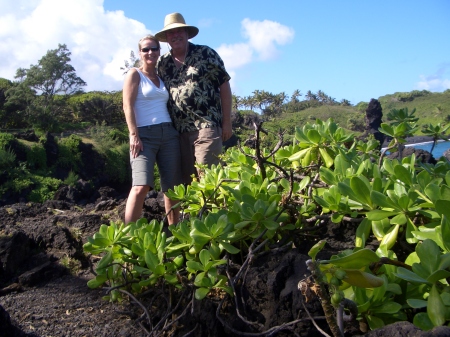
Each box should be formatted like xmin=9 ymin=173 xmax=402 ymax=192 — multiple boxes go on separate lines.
xmin=130 ymin=123 xmax=182 ymax=191
xmin=179 ymin=126 xmax=222 ymax=184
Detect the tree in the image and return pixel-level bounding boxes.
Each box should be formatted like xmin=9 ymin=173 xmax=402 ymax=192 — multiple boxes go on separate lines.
xmin=305 ymin=90 xmax=317 ymax=101
xmin=290 ymin=89 xmax=302 ymax=103
xmin=6 ymin=44 xmax=86 ymax=131
xmin=120 ymin=51 xmax=140 ymax=75
xmin=21 ymin=44 xmax=86 ymax=101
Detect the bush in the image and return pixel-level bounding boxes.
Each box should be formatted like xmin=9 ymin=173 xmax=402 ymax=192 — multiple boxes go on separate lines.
xmin=104 ymin=143 xmax=131 ymax=184
xmin=26 ymin=143 xmax=47 ymax=170
xmin=0 ymin=146 xmax=16 ymax=171
xmin=27 ymin=175 xmax=62 ymax=203
xmin=0 ymin=132 xmax=15 ymax=148
xmin=57 ymin=134 xmax=82 ymax=170
xmin=89 ymin=122 xmax=120 ymax=155
xmin=64 ymin=171 xmax=79 ymax=187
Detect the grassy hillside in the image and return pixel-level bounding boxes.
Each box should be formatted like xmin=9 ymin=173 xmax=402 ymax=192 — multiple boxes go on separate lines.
xmin=259 ymin=90 xmax=450 ymax=142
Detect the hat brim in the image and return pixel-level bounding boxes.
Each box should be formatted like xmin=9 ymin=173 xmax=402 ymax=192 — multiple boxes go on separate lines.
xmin=155 ymin=24 xmax=199 ymax=42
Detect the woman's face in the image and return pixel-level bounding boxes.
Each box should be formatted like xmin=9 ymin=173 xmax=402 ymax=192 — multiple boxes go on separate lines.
xmin=139 ymin=39 xmax=160 ymax=66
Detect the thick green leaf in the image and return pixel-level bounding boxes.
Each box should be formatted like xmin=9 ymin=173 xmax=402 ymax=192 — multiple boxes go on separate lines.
xmin=416 ymin=240 xmax=440 ymax=276
xmin=355 ymin=218 xmax=371 ymax=248
xmin=307 ymin=129 xmax=321 ymax=144
xmin=395 ymin=267 xmax=429 ymax=284
xmin=428 ymin=284 xmax=446 ymax=327
xmin=413 ymin=312 xmax=434 ymax=331
xmin=195 ymin=287 xmax=210 ymax=300
xmin=323 ymin=248 xmax=379 ymax=269
xmin=380 ymin=224 xmax=399 ymax=251
xmin=87 ymin=274 xmax=108 ymax=289
xmin=308 ymin=240 xmax=326 ymax=260
xmin=407 ymin=299 xmax=427 ymax=309
xmin=370 ymin=301 xmax=402 ymax=314
xmin=96 ymin=251 xmax=113 ymax=271
xmin=350 ymin=176 xmax=373 ymax=208
xmin=394 ymin=165 xmax=413 ymax=186
xmin=319 ymin=147 xmax=333 ymax=168
xmin=219 ymin=241 xmax=240 ymax=254
xmin=370 ymin=190 xmax=400 ymax=210
xmin=145 ymin=250 xmax=159 ymax=272
xmin=199 ymin=249 xmax=211 ymax=267
xmin=366 ymin=315 xmax=385 ymax=330
xmin=186 ymin=261 xmax=204 ymax=272
xmin=366 ymin=210 xmax=398 ymax=221
xmin=427 ymin=269 xmax=450 ymax=283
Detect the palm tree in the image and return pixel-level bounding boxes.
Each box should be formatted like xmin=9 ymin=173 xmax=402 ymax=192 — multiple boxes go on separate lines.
xmin=232 ymin=94 xmax=242 ymax=112
xmin=305 ymin=90 xmax=317 ymax=101
xmin=291 ymin=89 xmax=302 ymax=103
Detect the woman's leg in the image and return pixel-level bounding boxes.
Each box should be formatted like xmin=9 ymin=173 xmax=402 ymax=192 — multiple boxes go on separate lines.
xmin=164 ymin=195 xmax=180 ymax=225
xmin=124 ymin=185 xmax=150 ymax=224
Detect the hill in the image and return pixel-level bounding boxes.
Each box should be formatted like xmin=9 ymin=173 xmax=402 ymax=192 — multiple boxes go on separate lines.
xmin=251 ymin=89 xmax=450 ymax=145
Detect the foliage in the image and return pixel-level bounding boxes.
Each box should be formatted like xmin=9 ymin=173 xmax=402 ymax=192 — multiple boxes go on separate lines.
xmin=56 ymin=134 xmax=82 ymax=170
xmin=67 ymin=91 xmax=124 ymax=126
xmin=26 ymin=143 xmax=47 ymax=170
xmin=64 ymin=171 xmax=79 ymax=187
xmin=27 ymin=175 xmax=62 ymax=203
xmin=4 ymin=44 xmax=86 ymax=130
xmin=103 ymin=143 xmax=131 ymax=184
xmin=84 ymin=112 xmax=450 ymax=335
xmin=0 ymin=132 xmax=15 ymax=148
xmin=0 ymin=146 xmax=16 ymax=171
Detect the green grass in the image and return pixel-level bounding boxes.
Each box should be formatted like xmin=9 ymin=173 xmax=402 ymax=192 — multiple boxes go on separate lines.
xmin=260 ymin=89 xmax=450 ymax=138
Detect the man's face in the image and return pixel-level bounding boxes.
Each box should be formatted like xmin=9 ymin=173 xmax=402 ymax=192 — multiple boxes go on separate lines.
xmin=166 ymin=28 xmax=188 ymax=49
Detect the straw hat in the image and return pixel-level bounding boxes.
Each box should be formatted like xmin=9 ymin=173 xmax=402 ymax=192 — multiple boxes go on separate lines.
xmin=155 ymin=13 xmax=199 ymax=42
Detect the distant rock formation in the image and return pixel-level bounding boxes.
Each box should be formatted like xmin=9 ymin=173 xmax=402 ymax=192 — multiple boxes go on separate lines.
xmin=359 ymin=98 xmax=385 ymax=149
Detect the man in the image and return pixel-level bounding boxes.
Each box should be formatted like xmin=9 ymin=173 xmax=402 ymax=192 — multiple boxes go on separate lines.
xmin=155 ymin=12 xmax=232 ymax=185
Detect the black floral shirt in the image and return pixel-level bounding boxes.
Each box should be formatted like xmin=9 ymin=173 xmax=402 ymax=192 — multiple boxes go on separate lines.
xmin=157 ymin=42 xmax=231 ymax=133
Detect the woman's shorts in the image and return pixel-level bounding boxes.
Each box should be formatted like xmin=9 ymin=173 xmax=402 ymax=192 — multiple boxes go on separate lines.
xmin=130 ymin=123 xmax=181 ymax=191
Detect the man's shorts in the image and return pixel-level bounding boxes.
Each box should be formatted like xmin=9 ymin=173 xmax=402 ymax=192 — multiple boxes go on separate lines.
xmin=130 ymin=123 xmax=181 ymax=191
xmin=179 ymin=126 xmax=222 ymax=184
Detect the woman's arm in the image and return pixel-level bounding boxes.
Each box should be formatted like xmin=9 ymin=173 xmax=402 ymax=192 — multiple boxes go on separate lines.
xmin=123 ymin=69 xmax=142 ymax=158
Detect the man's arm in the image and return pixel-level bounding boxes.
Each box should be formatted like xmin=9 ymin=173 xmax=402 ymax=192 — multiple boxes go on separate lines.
xmin=220 ymin=81 xmax=232 ymax=141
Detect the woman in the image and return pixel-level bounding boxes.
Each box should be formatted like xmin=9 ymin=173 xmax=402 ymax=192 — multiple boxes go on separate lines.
xmin=123 ymin=34 xmax=181 ymax=225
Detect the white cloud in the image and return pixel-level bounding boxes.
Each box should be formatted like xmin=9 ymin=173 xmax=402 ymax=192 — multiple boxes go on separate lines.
xmin=0 ymin=0 xmax=150 ymax=92
xmin=241 ymin=18 xmax=294 ymax=61
xmin=216 ymin=18 xmax=294 ymax=68
xmin=216 ymin=43 xmax=253 ymax=70
xmin=415 ymin=65 xmax=450 ymax=92
xmin=0 ymin=2 xmax=294 ymax=94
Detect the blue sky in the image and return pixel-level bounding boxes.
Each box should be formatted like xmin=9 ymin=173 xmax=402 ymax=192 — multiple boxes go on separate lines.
xmin=1 ymin=0 xmax=449 ymax=105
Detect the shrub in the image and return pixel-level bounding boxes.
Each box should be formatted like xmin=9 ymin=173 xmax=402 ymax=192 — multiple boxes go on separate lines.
xmin=0 ymin=146 xmax=16 ymax=171
xmin=26 ymin=143 xmax=47 ymax=170
xmin=0 ymin=132 xmax=15 ymax=148
xmin=104 ymin=143 xmax=131 ymax=184
xmin=57 ymin=134 xmax=82 ymax=170
xmin=64 ymin=171 xmax=79 ymax=187
xmin=89 ymin=122 xmax=120 ymax=155
xmin=27 ymin=175 xmax=62 ymax=203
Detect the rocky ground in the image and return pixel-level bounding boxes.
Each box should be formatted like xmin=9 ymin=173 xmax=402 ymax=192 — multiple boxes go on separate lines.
xmin=2 ymin=184 xmax=450 ymax=337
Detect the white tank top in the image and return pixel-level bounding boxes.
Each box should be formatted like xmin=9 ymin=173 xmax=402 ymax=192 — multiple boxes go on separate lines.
xmin=134 ymin=68 xmax=172 ymax=127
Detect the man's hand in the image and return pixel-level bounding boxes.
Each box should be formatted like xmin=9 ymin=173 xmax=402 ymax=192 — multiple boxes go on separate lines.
xmin=222 ymin=120 xmax=232 ymax=141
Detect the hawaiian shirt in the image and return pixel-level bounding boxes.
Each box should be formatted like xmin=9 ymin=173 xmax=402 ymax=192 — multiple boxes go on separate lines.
xmin=157 ymin=42 xmax=231 ymax=133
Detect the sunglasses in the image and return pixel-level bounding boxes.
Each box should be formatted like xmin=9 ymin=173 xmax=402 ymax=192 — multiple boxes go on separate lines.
xmin=141 ymin=46 xmax=160 ymax=53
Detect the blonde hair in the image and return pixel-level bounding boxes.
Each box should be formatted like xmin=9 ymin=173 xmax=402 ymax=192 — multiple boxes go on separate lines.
xmin=138 ymin=35 xmax=160 ymax=51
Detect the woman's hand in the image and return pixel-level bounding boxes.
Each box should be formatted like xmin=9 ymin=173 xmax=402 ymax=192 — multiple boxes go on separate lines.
xmin=129 ymin=134 xmax=143 ymax=158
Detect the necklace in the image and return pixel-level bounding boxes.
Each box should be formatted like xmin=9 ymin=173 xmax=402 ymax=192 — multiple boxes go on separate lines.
xmin=140 ymin=68 xmax=157 ymax=78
